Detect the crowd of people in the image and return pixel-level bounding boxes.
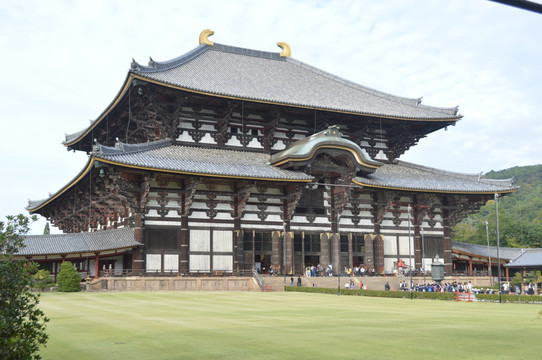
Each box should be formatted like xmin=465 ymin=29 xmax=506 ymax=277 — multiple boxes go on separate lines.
xmin=298 ymin=264 xmax=380 ymax=278
xmin=274 ymin=262 xmax=540 ymax=296
xmin=399 ymin=281 xmax=475 ymax=293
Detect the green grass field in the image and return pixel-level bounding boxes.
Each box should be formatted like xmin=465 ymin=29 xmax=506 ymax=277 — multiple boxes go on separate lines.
xmin=38 ymin=291 xmax=542 ymax=360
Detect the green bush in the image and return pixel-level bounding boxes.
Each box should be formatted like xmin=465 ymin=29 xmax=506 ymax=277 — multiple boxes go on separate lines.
xmin=33 ymin=269 xmax=55 ymax=291
xmin=57 ymin=261 xmax=81 ymax=292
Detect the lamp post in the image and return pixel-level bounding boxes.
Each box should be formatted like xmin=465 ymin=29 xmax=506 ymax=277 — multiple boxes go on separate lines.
xmin=495 ymin=193 xmax=502 ymax=303
xmin=283 ymin=222 xmax=286 ymax=289
xmin=408 ymin=205 xmax=413 ymax=300
xmin=485 ymin=220 xmax=492 ymax=286
xmin=421 ymin=226 xmax=426 ymax=285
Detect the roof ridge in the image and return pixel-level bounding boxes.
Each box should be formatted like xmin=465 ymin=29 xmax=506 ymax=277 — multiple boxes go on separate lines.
xmin=396 ymin=160 xmax=483 ymax=179
xmin=211 ymin=42 xmax=284 ymax=60
xmin=93 ymin=138 xmax=172 ymax=156
xmin=397 ymin=160 xmax=518 ymax=188
xmin=132 ymin=44 xmax=210 ymax=74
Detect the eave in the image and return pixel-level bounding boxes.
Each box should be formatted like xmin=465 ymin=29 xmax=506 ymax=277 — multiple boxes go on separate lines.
xmin=27 ymin=156 xmax=312 ymax=214
xmin=63 ymin=73 xmax=461 ymax=150
xmin=351 ymin=179 xmax=519 ymax=195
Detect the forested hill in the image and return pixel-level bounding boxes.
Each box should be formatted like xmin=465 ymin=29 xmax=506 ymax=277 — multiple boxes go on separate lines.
xmin=453 ymin=164 xmax=542 ymax=248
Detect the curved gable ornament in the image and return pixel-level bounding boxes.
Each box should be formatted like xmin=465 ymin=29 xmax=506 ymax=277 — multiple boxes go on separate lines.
xmin=277 ymin=41 xmax=291 ymax=57
xmin=199 ymin=29 xmax=215 ymax=46
xmin=270 ymin=125 xmax=382 ymax=175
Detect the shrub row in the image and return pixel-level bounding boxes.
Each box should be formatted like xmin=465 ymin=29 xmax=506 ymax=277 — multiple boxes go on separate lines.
xmin=285 ymin=287 xmax=542 ymax=303
xmin=476 ymin=293 xmax=542 ymax=304
xmin=285 ymin=286 xmax=456 ymax=300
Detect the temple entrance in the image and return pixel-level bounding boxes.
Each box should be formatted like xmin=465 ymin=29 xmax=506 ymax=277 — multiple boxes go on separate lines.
xmin=255 ymin=255 xmax=270 ymax=275
xmin=304 ymin=255 xmax=320 ymax=267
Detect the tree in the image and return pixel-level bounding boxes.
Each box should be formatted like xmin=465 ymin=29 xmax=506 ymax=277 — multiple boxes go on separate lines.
xmin=33 ymin=269 xmax=54 ymax=291
xmin=56 ymin=261 xmax=81 ymax=292
xmin=0 ymin=214 xmax=49 ymax=360
xmin=43 ymin=223 xmax=50 ymax=235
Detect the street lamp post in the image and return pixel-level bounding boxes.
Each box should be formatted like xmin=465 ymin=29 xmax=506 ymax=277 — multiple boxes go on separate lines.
xmin=485 ymin=220 xmax=492 ymax=286
xmin=495 ymin=193 xmax=502 ymax=303
xmin=408 ymin=205 xmax=413 ymax=300
xmin=421 ymin=226 xmax=426 ymax=285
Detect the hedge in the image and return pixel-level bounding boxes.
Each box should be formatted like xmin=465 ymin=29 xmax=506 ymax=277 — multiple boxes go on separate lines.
xmin=285 ymin=286 xmax=456 ymax=301
xmin=476 ymin=293 xmax=542 ymax=304
xmin=285 ymin=286 xmax=542 ymax=303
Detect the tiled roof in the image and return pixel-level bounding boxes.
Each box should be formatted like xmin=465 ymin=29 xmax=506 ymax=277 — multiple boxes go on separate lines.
xmin=131 ymin=43 xmax=460 ymax=120
xmin=354 ymin=161 xmax=518 ymax=193
xmin=94 ymin=139 xmax=313 ymax=181
xmin=29 ymin=138 xmax=518 ymax=213
xmin=17 ymin=228 xmax=139 ymax=256
xmin=452 ymin=241 xmax=524 ymax=261
xmin=506 ymin=249 xmax=542 ymax=268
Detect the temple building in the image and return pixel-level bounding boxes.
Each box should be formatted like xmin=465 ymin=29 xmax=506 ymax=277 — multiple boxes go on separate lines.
xmin=24 ymin=30 xmax=517 ymax=280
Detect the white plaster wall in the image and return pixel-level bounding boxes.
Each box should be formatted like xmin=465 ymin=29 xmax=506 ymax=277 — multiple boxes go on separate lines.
xmin=384 ymin=258 xmax=395 ymax=274
xmin=384 ymin=236 xmax=397 ymax=256
xmin=398 ymin=236 xmax=413 ymax=257
xmin=177 ymin=131 xmax=195 ymax=143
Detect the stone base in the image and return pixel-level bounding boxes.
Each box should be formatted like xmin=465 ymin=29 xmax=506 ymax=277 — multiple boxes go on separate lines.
xmin=86 ymin=276 xmax=260 ymax=292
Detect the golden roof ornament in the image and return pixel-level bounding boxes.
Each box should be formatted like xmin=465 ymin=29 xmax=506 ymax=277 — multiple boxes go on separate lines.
xmin=277 ymin=41 xmax=291 ymax=57
xmin=199 ymin=29 xmax=214 ymax=46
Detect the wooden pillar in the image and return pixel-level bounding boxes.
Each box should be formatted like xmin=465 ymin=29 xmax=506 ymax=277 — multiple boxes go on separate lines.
xmin=506 ymin=266 xmax=509 ymax=282
xmin=320 ymin=233 xmax=330 ymax=270
xmin=469 ymin=259 xmax=473 ymax=275
xmin=282 ymin=193 xmax=294 ymax=275
xmin=271 ymin=230 xmax=281 ymax=267
xmin=521 ymin=268 xmax=525 ymax=294
xmin=374 ymin=235 xmax=384 ymax=274
xmin=301 ymin=232 xmax=305 ymax=272
xmin=94 ymin=252 xmax=100 ymax=279
xmin=330 ymin=233 xmax=340 ymax=276
xmin=233 ymin=218 xmax=241 ymax=274
xmin=180 ymin=216 xmax=189 ymax=274
xmin=364 ymin=234 xmax=374 ymax=268
xmin=284 ymin=230 xmax=294 ymax=275
xmin=347 ymin=233 xmax=353 ymax=268
xmin=131 ymin=213 xmax=145 ymax=271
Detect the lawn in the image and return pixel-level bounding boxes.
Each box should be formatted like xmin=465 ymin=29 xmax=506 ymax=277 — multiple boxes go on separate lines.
xmin=38 ymin=291 xmax=542 ymax=360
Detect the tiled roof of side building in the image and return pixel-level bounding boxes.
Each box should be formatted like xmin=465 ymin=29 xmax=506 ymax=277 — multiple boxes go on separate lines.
xmin=131 ymin=43 xmax=460 ymax=120
xmin=452 ymin=241 xmax=524 ymax=261
xmin=506 ymin=249 xmax=542 ymax=268
xmin=354 ymin=161 xmax=518 ymax=193
xmin=17 ymin=227 xmax=139 ymax=256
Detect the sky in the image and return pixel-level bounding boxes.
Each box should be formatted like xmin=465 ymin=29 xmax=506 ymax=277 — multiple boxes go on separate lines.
xmin=1 ymin=0 xmax=541 ymax=235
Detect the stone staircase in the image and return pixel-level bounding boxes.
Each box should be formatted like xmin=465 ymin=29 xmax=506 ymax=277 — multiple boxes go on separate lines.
xmin=258 ymin=274 xmax=402 ymax=292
